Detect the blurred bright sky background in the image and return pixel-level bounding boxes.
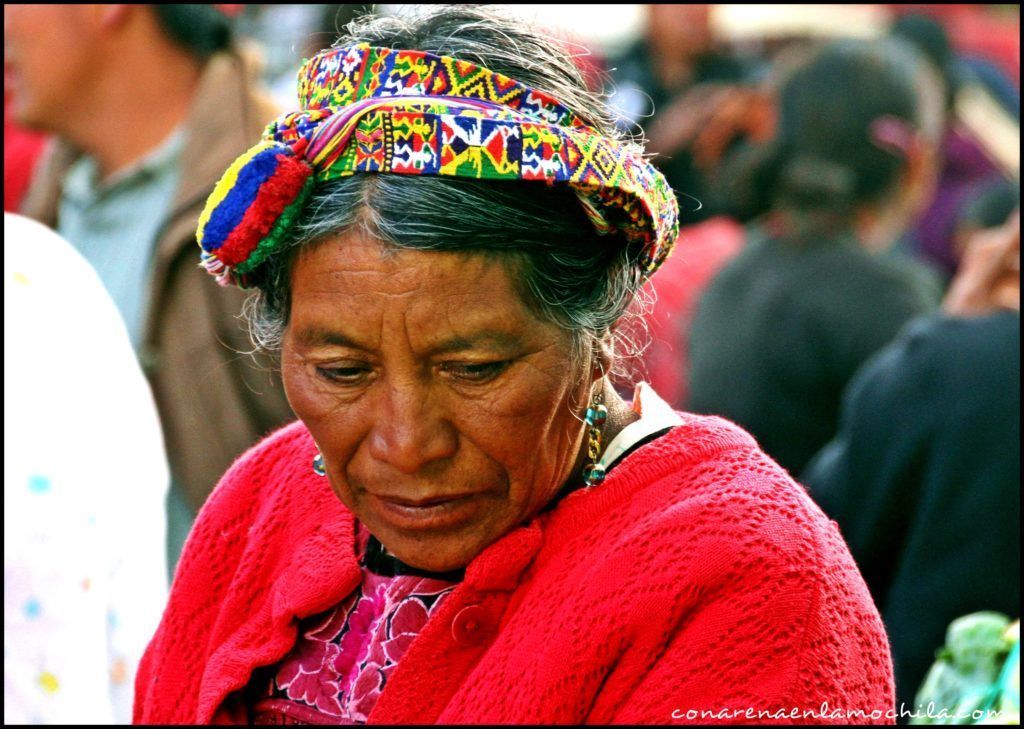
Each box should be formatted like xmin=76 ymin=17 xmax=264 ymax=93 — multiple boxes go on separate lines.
xmin=376 ymin=4 xmax=1022 ymax=52
xmin=250 ymin=5 xmax=1019 ymax=82
xmin=382 ymin=3 xmax=890 ymax=52
xmin=246 ymin=3 xmax=1019 ymax=133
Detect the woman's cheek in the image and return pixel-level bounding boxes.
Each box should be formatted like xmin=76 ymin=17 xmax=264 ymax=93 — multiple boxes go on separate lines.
xmin=283 ymin=359 xmax=354 ymax=422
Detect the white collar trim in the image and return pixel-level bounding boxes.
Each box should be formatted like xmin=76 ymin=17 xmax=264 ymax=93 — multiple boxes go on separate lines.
xmin=597 ymin=383 xmax=684 ymax=471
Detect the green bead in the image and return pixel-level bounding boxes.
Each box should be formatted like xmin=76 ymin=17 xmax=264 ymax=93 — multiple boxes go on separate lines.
xmin=583 ymin=463 xmax=606 ymax=486
xmin=585 ymin=404 xmax=608 ymax=427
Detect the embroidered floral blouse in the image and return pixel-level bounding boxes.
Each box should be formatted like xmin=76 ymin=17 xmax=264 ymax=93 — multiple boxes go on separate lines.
xmin=247 ymin=523 xmax=460 ymax=724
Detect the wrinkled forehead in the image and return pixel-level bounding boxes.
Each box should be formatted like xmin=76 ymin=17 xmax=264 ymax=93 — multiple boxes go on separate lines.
xmin=285 ymin=234 xmax=559 ymax=354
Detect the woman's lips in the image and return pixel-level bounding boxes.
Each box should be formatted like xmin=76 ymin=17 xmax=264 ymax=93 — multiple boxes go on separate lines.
xmin=367 ymin=492 xmax=483 ymax=531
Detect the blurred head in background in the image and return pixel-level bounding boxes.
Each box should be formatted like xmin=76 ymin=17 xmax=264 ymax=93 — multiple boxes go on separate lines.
xmin=647 ymin=4 xmax=713 ymax=61
xmin=736 ymin=38 xmax=945 ymax=252
xmin=645 ymin=4 xmax=715 ymax=90
xmin=4 ymin=4 xmax=233 ymax=176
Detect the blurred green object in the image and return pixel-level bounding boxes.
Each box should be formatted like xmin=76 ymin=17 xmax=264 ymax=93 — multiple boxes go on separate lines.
xmin=911 ymin=612 xmax=1020 ymax=725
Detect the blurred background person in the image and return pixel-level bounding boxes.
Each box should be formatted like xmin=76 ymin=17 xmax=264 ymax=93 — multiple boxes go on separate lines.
xmin=887 ymin=5 xmax=1019 ymax=119
xmin=803 ymin=209 xmax=1020 ymax=716
xmin=4 ymin=213 xmax=169 ymax=724
xmin=607 ymin=3 xmax=764 ymax=222
xmin=616 ymin=5 xmax=1018 ymax=413
xmin=684 ymin=38 xmax=945 ymax=476
xmin=889 ymin=11 xmax=1016 ymax=285
xmin=607 ymin=3 xmax=773 ymax=406
xmin=4 ymin=4 xmax=294 ymax=576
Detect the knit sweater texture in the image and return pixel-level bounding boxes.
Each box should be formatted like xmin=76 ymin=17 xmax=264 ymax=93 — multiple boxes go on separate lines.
xmin=134 ymin=413 xmax=894 ymax=724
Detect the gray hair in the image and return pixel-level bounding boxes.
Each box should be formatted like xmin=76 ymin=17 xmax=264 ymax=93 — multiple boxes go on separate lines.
xmin=244 ymin=6 xmax=653 ymax=379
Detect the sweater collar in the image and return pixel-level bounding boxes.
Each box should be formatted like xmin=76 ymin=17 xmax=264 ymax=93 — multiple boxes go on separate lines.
xmin=597 ymin=382 xmax=685 ymax=471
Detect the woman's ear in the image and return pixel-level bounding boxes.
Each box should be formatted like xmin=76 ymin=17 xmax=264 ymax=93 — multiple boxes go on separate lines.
xmin=591 ymin=333 xmax=615 ymax=384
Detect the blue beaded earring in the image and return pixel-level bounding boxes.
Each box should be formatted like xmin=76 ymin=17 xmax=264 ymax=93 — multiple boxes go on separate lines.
xmin=312 ymin=451 xmax=327 ymax=477
xmin=583 ymin=389 xmax=608 ymax=486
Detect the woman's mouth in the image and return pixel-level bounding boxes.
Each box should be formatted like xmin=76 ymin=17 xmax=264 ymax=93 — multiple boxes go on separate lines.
xmin=367 ymin=492 xmax=484 ymax=531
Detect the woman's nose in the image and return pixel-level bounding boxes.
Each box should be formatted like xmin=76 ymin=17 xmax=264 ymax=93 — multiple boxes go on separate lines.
xmin=366 ymin=380 xmax=458 ymax=474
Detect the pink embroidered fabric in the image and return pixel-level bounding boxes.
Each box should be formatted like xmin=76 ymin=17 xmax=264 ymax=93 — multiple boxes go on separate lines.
xmin=249 ymin=523 xmax=459 ymax=724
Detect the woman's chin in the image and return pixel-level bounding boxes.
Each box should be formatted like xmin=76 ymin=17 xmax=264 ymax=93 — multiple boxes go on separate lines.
xmin=366 ymin=513 xmax=499 ymax=573
xmin=382 ymin=538 xmax=477 ymax=573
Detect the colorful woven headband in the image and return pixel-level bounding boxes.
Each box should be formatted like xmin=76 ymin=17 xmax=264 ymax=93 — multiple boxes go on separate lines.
xmin=197 ymin=43 xmax=680 ymax=288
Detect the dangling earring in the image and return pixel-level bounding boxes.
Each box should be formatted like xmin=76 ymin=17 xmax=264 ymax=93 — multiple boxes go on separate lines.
xmin=312 ymin=451 xmax=327 ymax=477
xmin=582 ymin=388 xmax=608 ymax=486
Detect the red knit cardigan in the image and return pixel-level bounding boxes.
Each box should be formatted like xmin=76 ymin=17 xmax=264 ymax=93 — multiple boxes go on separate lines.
xmin=134 ymin=414 xmax=894 ymax=724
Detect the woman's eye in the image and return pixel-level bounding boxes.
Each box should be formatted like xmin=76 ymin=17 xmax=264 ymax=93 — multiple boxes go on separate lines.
xmin=315 ymin=365 xmax=371 ymax=384
xmin=441 ymin=360 xmax=511 ymax=382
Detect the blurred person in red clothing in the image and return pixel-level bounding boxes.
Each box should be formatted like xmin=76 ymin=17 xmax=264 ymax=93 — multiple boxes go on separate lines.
xmin=4 ymin=4 xmax=294 ymax=577
xmin=635 ymin=216 xmax=746 ymax=407
xmin=633 ymin=79 xmax=776 ymax=406
xmin=135 ymin=7 xmax=894 ymax=724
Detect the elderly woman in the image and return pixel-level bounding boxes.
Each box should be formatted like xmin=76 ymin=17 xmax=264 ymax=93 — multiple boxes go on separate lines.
xmin=135 ymin=8 xmax=893 ymax=725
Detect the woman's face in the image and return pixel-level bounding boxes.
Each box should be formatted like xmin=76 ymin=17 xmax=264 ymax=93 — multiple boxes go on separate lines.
xmin=282 ymin=234 xmax=593 ymax=572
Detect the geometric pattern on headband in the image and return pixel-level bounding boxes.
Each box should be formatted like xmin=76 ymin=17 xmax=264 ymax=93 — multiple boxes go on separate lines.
xmin=297 ymin=44 xmax=591 ymax=130
xmin=196 ymin=43 xmax=679 ymax=288
xmin=269 ymin=99 xmax=677 ymax=268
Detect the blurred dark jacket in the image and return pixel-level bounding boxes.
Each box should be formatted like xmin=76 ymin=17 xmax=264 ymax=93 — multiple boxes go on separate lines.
xmin=687 ymin=226 xmax=939 ymax=475
xmin=20 ymin=49 xmax=294 ymax=512
xmin=802 ymin=311 xmax=1021 ymax=713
